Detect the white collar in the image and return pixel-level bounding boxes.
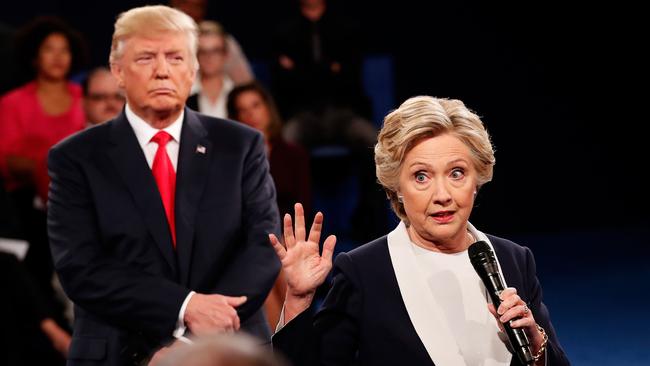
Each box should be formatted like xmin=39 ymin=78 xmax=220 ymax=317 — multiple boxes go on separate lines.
xmin=125 ymin=103 xmax=183 ymax=147
xmin=191 ymin=74 xmax=233 ymax=94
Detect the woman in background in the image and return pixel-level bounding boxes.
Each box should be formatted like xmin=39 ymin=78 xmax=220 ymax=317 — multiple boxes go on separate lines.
xmin=0 ymin=16 xmax=85 ymax=365
xmin=0 ymin=16 xmax=86 ymax=202
xmin=227 ymin=81 xmax=311 ymax=329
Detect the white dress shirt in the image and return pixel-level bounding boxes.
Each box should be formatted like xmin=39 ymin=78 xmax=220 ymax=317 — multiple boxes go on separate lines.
xmin=193 ymin=76 xmax=234 ymax=119
xmin=125 ymin=104 xmax=194 ymax=342
xmin=125 ymin=104 xmax=183 ymax=170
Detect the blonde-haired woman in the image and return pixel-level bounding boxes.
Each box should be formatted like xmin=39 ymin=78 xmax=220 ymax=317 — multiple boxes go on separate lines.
xmin=270 ymin=96 xmax=570 ymax=365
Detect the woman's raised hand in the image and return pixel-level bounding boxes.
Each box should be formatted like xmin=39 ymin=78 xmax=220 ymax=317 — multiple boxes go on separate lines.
xmin=268 ymin=203 xmax=336 ymax=320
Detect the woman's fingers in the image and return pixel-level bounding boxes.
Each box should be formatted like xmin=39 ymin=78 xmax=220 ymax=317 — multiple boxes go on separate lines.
xmin=283 ymin=213 xmax=295 ymax=248
xmin=499 ymin=304 xmax=529 ymax=323
xmin=487 ymin=303 xmax=497 ymax=317
xmin=268 ymin=234 xmax=286 ymax=260
xmin=321 ymin=234 xmax=337 ymax=263
xmin=294 ymin=203 xmax=306 ymax=242
xmin=509 ymin=314 xmax=536 ymax=328
xmin=487 ymin=303 xmax=505 ymax=332
xmin=497 ymin=287 xmax=520 ymax=315
xmin=308 ymin=212 xmax=323 ymax=245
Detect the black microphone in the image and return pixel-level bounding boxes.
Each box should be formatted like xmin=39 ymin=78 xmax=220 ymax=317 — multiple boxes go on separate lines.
xmin=468 ymin=241 xmax=534 ymax=365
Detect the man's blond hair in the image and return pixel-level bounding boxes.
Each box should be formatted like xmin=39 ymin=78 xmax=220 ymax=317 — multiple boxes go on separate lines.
xmin=109 ymin=5 xmax=198 ymax=70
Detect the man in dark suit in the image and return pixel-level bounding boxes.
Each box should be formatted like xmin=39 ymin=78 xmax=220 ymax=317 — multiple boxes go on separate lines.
xmin=47 ymin=5 xmax=280 ymax=365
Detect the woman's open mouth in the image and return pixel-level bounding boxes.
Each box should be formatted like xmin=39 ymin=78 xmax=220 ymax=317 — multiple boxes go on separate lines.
xmin=430 ymin=211 xmax=454 ymax=223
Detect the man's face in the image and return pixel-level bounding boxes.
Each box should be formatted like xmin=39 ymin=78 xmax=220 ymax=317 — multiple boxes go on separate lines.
xmin=84 ymin=70 xmax=125 ymax=125
xmin=111 ymin=32 xmax=196 ymax=123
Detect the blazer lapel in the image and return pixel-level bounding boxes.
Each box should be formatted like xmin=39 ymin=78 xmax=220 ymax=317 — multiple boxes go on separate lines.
xmin=174 ymin=109 xmax=212 ymax=286
xmin=107 ymin=112 xmax=178 ymax=275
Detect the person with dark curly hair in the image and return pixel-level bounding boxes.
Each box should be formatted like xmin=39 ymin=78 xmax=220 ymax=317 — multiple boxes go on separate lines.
xmin=0 ymin=16 xmax=87 ymax=203
xmin=0 ymin=17 xmax=86 ymax=365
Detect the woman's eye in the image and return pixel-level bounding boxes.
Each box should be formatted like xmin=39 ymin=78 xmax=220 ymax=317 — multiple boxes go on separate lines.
xmin=450 ymin=168 xmax=465 ymax=179
xmin=415 ymin=172 xmax=427 ymax=182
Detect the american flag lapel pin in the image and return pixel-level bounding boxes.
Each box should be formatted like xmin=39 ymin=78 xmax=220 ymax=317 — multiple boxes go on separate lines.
xmin=196 ymin=144 xmax=206 ymax=154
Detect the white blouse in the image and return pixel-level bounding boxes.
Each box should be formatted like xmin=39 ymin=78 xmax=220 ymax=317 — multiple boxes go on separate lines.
xmin=411 ymin=243 xmax=511 ymax=365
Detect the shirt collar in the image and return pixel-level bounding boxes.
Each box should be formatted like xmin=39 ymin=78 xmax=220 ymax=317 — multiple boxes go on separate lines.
xmin=125 ymin=103 xmax=184 ymax=146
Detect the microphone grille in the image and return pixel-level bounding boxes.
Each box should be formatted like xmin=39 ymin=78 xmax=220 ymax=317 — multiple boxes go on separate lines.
xmin=468 ymin=240 xmax=499 ymax=275
xmin=468 ymin=240 xmax=492 ymax=259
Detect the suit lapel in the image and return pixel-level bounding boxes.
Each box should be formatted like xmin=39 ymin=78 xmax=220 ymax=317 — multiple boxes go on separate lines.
xmin=175 ymin=109 xmax=212 ymax=286
xmin=107 ymin=112 xmax=178 ymax=275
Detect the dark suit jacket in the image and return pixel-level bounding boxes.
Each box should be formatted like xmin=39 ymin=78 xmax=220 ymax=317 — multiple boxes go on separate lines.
xmin=273 ymin=235 xmax=570 ymax=366
xmin=48 ymin=109 xmax=281 ymax=365
xmin=186 ymin=94 xmax=199 ymax=113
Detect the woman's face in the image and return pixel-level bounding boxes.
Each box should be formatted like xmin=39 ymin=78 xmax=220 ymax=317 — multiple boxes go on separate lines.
xmin=197 ymin=33 xmax=226 ymax=78
xmin=37 ymin=32 xmax=71 ymax=81
xmin=398 ymin=133 xmax=478 ymax=250
xmin=234 ymin=90 xmax=271 ymax=134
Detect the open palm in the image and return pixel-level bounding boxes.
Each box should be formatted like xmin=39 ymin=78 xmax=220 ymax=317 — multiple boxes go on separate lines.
xmin=269 ymin=203 xmax=337 ymax=298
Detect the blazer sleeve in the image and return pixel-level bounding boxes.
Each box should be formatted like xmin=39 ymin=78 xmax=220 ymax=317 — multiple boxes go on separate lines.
xmin=522 ymin=247 xmax=571 ymax=366
xmin=208 ymin=132 xmax=281 ymax=321
xmin=273 ymin=252 xmax=362 ymax=366
xmin=47 ymin=144 xmax=190 ymax=339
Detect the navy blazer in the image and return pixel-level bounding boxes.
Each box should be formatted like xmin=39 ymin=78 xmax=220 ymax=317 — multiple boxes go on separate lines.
xmin=273 ymin=234 xmax=570 ymax=366
xmin=48 ymin=109 xmax=281 ymax=365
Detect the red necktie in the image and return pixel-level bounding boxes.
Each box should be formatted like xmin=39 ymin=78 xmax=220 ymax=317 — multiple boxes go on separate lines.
xmin=151 ymin=131 xmax=176 ymax=248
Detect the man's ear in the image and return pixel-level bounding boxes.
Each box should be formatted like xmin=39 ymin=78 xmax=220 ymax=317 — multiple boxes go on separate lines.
xmin=189 ymin=62 xmax=197 ymax=83
xmin=110 ymin=62 xmax=125 ymax=88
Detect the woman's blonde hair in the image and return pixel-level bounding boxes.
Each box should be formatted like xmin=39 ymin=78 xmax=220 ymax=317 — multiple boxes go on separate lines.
xmin=109 ymin=5 xmax=198 ymax=70
xmin=374 ymin=96 xmax=495 ymax=222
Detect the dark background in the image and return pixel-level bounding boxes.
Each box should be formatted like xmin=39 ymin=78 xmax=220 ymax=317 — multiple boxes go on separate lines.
xmin=2 ymin=0 xmax=647 ymax=235
xmin=2 ymin=1 xmax=648 ymax=364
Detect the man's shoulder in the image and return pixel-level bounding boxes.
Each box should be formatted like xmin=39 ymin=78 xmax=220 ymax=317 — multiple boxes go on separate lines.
xmin=50 ymin=120 xmax=112 ymax=158
xmin=189 ymin=110 xmax=263 ymax=143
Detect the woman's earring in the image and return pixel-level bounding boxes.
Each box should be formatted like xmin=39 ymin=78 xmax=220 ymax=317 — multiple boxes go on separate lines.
xmin=397 ymin=195 xmax=404 ymax=203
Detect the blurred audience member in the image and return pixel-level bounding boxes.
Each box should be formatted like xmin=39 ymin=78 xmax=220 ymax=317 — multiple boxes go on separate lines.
xmin=154 ymin=333 xmax=286 ymax=366
xmin=0 ymin=16 xmax=86 ymax=203
xmin=227 ymin=81 xmax=311 ymax=329
xmin=271 ymin=0 xmax=384 ymax=244
xmin=0 ymin=17 xmax=84 ymax=365
xmin=0 ymin=251 xmax=71 ymax=365
xmin=228 ymin=81 xmax=311 ymax=224
xmin=187 ymin=21 xmax=234 ymax=118
xmin=271 ymin=0 xmax=371 ymax=122
xmin=170 ymin=0 xmax=254 ymax=84
xmin=82 ymin=67 xmax=124 ymax=126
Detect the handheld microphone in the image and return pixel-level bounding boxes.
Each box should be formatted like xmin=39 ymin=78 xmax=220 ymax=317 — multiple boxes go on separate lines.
xmin=468 ymin=241 xmax=534 ymax=365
